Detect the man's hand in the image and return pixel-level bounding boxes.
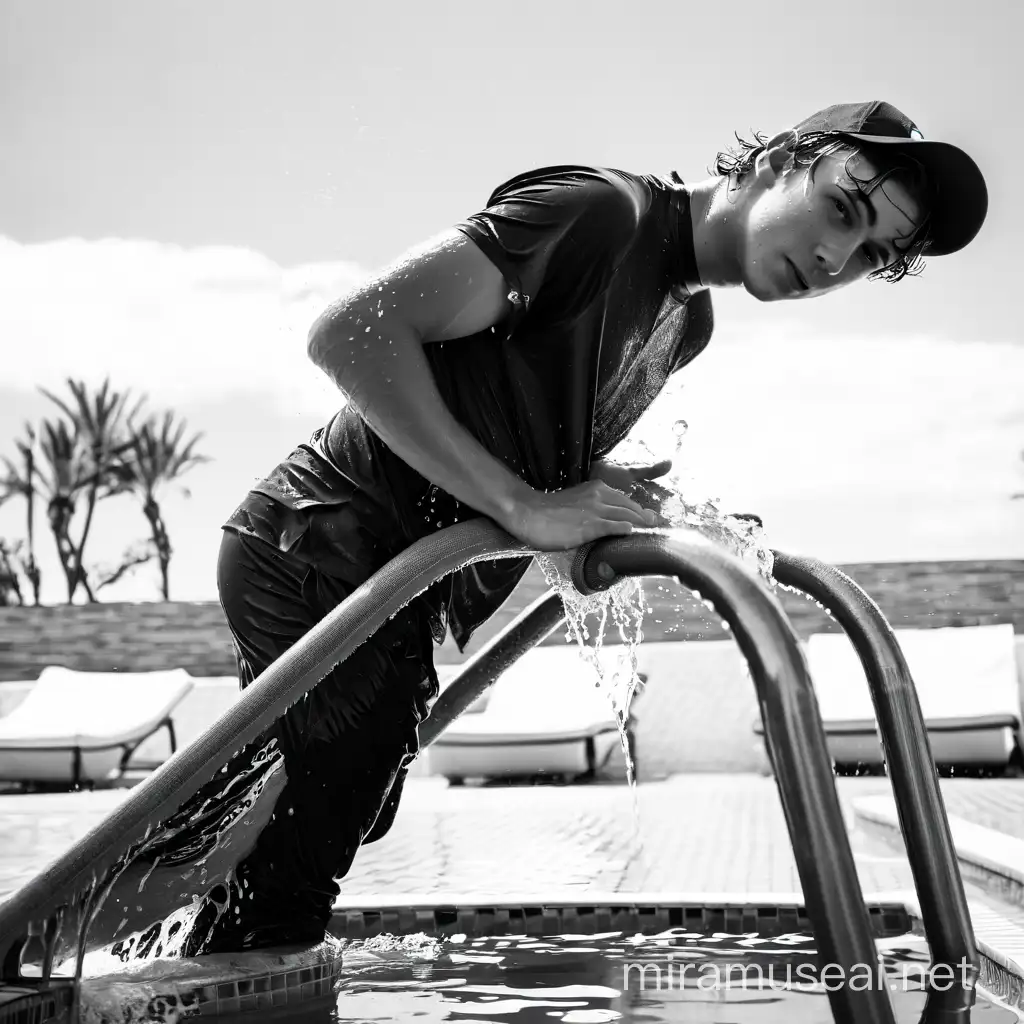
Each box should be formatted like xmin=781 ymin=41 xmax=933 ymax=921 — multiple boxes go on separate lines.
xmin=499 ymin=479 xmax=659 ymax=552
xmin=590 ymin=459 xmax=765 ymax=532
xmin=588 ymin=457 xmax=673 ymax=493
xmin=589 ymin=457 xmax=676 ymax=523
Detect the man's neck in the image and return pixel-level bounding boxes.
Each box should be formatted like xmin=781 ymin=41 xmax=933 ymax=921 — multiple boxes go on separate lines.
xmin=686 ymin=175 xmax=745 ymax=291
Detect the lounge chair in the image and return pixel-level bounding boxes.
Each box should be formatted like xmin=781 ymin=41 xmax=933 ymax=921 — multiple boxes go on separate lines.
xmin=427 ymin=647 xmax=642 ymax=784
xmin=754 ymin=624 xmax=1023 ymax=767
xmin=0 ymin=667 xmax=194 ymax=789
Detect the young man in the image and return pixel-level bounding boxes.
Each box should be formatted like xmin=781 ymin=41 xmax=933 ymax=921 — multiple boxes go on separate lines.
xmin=112 ymin=101 xmax=988 ymax=958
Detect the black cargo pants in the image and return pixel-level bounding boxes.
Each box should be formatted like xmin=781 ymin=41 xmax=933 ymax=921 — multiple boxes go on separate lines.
xmin=179 ymin=528 xmax=438 ymax=954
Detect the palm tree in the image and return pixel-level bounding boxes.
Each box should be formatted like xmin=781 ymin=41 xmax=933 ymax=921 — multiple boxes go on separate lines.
xmin=35 ymin=416 xmax=96 ymax=602
xmin=36 ymin=378 xmax=144 ymax=603
xmin=117 ymin=411 xmax=210 ymax=600
xmin=0 ymin=540 xmax=25 ymax=605
xmin=2 ymin=379 xmax=208 ymax=603
xmin=0 ymin=424 xmax=42 ymax=604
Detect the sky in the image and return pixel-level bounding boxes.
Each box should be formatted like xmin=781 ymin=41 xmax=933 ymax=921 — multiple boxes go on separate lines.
xmin=0 ymin=0 xmax=1022 ymax=605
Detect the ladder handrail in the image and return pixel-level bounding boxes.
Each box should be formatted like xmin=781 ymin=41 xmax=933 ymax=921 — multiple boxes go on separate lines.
xmin=770 ymin=552 xmax=978 ymax=976
xmin=0 ymin=523 xmax=904 ymax=1022
xmin=565 ymin=531 xmax=897 ymax=1024
xmin=0 ymin=520 xmax=531 ymax=977
xmin=421 ymin=551 xmax=980 ymax=980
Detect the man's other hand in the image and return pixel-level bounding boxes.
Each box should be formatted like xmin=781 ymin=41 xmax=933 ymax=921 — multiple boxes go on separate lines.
xmin=588 ymin=457 xmax=673 ymax=493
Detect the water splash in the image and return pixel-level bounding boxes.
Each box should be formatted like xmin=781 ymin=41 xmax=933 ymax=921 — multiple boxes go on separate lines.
xmin=532 ymin=440 xmax=777 ymax=861
xmin=38 ymin=736 xmax=290 ymax=983
xmin=533 ymin=549 xmax=646 ymax=857
xmin=536 ymin=553 xmax=646 ymax=785
xmin=76 ymin=935 xmax=345 ymax=1024
xmin=640 ymin=487 xmax=775 ymax=583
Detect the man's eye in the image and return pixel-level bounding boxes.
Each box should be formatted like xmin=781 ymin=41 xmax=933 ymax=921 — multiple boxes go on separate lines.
xmin=832 ymin=197 xmax=851 ymax=224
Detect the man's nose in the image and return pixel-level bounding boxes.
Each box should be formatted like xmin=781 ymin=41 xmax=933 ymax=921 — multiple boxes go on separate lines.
xmin=813 ymin=238 xmax=858 ymax=276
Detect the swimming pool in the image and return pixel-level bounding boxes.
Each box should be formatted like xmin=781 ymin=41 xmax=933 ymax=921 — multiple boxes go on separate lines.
xmin=325 ymin=932 xmax=1013 ymax=1024
xmin=26 ymin=901 xmax=1012 ymax=1022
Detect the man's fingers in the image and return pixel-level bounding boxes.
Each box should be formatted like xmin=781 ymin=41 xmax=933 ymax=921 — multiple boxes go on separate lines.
xmin=633 ymin=458 xmax=673 ymax=480
xmin=594 ymin=479 xmax=644 ymax=506
xmin=593 ymin=484 xmax=658 ymax=523
xmin=595 ymin=503 xmax=652 ymax=526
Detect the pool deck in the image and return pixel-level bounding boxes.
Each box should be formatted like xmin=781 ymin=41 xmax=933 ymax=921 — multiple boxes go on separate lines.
xmin=4 ymin=775 xmax=1024 ymax=966
xmin=5 ymin=773 xmax=1024 ymax=896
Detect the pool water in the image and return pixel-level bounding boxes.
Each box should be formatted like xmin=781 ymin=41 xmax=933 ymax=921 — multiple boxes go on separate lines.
xmin=107 ymin=928 xmax=1014 ymax=1023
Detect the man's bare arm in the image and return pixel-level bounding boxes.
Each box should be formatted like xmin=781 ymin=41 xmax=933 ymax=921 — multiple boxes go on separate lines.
xmin=307 ymin=229 xmax=656 ymax=550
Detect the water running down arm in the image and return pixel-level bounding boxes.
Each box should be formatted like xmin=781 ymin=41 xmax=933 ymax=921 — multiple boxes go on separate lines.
xmin=306 ymin=229 xmax=657 ymax=551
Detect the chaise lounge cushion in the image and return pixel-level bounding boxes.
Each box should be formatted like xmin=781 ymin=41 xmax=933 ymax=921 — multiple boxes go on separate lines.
xmin=0 ymin=667 xmax=194 ymax=783
xmin=428 ymin=646 xmax=639 ymax=778
xmin=754 ymin=624 xmax=1022 ymax=765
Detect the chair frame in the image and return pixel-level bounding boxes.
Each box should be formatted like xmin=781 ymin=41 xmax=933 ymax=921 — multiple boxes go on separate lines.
xmin=0 ymin=716 xmax=178 ymax=791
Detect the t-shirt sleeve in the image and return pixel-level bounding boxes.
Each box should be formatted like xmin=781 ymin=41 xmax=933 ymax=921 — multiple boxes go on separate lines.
xmin=454 ymin=165 xmax=642 ymax=329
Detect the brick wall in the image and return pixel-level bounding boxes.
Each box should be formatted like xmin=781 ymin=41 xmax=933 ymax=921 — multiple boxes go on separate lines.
xmin=0 ymin=601 xmax=236 ymax=682
xmin=0 ymin=560 xmax=1021 ymax=682
xmin=456 ymin=559 xmax=1024 ymax=659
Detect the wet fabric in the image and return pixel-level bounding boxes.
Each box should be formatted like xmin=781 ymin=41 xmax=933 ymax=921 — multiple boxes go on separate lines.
xmin=157 ymin=529 xmax=440 ymax=955
xmin=225 ymin=165 xmax=714 ymax=649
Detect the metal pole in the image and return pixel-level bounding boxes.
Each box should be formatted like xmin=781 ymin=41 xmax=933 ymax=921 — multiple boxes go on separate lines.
xmin=572 ymin=531 xmax=897 ymax=1024
xmin=771 ymin=552 xmax=979 ymax=979
xmin=421 ymin=592 xmax=566 ymax=748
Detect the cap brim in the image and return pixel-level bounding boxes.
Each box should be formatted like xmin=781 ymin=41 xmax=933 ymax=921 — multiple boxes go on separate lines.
xmin=838 ymin=132 xmax=988 ymax=256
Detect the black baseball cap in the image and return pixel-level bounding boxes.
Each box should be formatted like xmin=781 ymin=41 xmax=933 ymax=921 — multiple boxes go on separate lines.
xmin=793 ymin=101 xmax=988 ymax=256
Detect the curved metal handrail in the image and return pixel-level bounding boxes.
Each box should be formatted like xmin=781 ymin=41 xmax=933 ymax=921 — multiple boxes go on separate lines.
xmin=566 ymin=531 xmax=897 ymax=1024
xmin=421 ymin=543 xmax=982 ymax=1017
xmin=0 ymin=523 xmax=899 ymax=1022
xmin=0 ymin=519 xmax=530 ymax=977
xmin=770 ymin=552 xmax=979 ymax=978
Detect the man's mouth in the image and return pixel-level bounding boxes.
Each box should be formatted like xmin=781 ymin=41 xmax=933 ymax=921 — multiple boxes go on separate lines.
xmin=786 ymin=258 xmax=810 ymax=293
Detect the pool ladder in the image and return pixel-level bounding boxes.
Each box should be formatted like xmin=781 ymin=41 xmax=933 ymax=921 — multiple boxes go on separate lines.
xmin=0 ymin=521 xmax=979 ymax=1024
xmin=426 ymin=530 xmax=981 ymax=1024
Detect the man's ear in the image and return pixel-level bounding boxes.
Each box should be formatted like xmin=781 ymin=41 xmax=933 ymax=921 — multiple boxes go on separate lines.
xmin=753 ymin=130 xmax=799 ymax=188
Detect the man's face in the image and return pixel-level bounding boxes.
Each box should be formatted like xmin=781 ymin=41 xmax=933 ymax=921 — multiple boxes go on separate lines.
xmin=738 ymin=147 xmax=924 ymax=302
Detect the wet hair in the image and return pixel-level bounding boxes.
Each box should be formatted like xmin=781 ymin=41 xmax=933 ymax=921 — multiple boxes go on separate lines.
xmin=712 ymin=130 xmax=933 ymax=282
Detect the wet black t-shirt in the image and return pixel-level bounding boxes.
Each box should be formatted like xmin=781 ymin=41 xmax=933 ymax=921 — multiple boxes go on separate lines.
xmin=224 ymin=165 xmax=715 ymax=648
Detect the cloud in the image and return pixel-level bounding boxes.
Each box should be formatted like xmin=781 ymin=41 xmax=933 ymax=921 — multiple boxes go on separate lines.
xmin=0 ymin=234 xmax=1021 ymax=607
xmin=0 ymin=235 xmax=366 ymax=414
xmin=624 ymin=330 xmax=1024 ymax=561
